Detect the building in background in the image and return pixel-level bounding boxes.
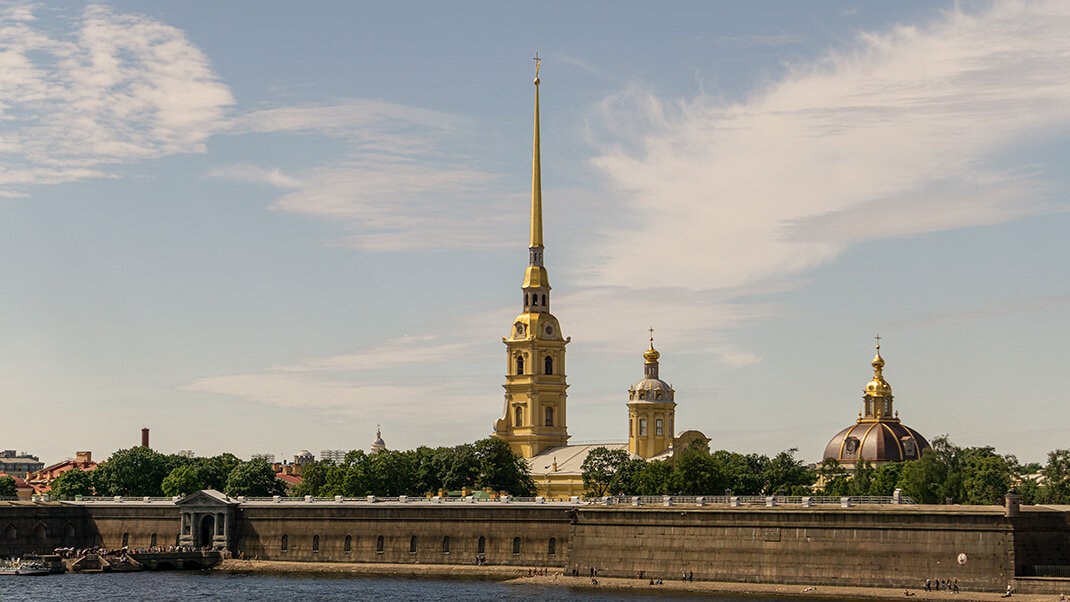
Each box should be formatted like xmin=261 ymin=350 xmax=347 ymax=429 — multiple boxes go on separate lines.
xmin=251 ymin=453 xmax=276 ymax=463
xmin=320 ymin=450 xmax=347 ymax=464
xmin=823 ymin=342 xmax=930 ymax=471
xmin=370 ymin=427 xmax=386 ymax=455
xmin=26 ymin=451 xmax=97 ymax=494
xmin=0 ymin=451 xmax=43 ymax=478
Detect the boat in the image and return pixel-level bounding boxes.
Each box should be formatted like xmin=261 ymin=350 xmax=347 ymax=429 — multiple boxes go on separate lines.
xmin=0 ymin=560 xmax=50 ymax=575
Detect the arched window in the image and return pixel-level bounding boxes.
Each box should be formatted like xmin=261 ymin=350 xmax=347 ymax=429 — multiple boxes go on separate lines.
xmin=512 ymin=537 xmax=521 ymax=555
xmin=655 ymin=391 xmax=663 ymax=400
xmin=656 ymin=419 xmax=663 ymax=436
xmin=541 ymin=294 xmax=546 ymax=306
xmin=639 ymin=419 xmax=648 ymax=436
xmin=409 ymin=535 xmax=417 ymax=554
xmin=638 ymin=391 xmax=645 ymax=400
xmin=344 ymin=535 xmax=352 ymax=552
xmin=516 ymin=355 xmax=524 ymax=375
xmin=515 ymin=407 xmax=523 ymax=426
xmin=281 ymin=534 xmax=288 ymax=551
xmin=544 ymin=356 xmax=553 ymax=375
xmin=532 ymin=294 xmax=538 ymax=306
xmin=376 ymin=535 xmax=384 ymax=553
xmin=34 ymin=523 xmax=46 ymax=540
xmin=477 ymin=536 xmax=486 ymax=554
xmin=525 ymin=294 xmax=529 ymax=307
xmin=122 ymin=533 xmax=129 ymax=548
xmin=629 ymin=419 xmax=633 ymax=435
xmin=442 ymin=536 xmax=450 ymax=554
xmin=3 ymin=525 xmax=16 ymax=541
xmin=548 ymin=537 xmax=556 ymax=556
xmin=544 ymin=407 xmax=553 ymax=427
xmin=150 ymin=533 xmax=157 ymax=548
xmin=312 ymin=535 xmax=320 ymax=551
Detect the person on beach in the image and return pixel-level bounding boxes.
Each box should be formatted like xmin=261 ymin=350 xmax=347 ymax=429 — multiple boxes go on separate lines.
xmin=925 ymin=578 xmax=931 ymax=591
xmin=688 ymin=570 xmax=693 ymax=582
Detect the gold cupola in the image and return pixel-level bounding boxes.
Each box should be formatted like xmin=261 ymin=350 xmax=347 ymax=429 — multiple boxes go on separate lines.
xmin=861 ymin=338 xmax=894 ymax=420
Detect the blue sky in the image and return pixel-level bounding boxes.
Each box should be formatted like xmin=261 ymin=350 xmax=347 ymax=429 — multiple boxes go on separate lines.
xmin=1 ymin=1 xmax=1067 ymax=465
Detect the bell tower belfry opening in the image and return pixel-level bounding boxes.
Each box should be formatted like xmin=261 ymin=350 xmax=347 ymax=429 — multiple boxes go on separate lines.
xmin=493 ymin=56 xmax=570 ymax=458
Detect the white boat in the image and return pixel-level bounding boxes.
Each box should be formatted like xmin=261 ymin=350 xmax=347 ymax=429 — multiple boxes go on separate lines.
xmin=0 ymin=561 xmax=50 ymax=575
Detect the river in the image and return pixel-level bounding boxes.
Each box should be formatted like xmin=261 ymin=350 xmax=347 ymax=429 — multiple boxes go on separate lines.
xmin=0 ymin=571 xmax=838 ymax=601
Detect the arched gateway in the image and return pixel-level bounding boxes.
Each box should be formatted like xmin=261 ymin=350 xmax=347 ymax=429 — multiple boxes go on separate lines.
xmin=175 ymin=490 xmax=238 ymax=550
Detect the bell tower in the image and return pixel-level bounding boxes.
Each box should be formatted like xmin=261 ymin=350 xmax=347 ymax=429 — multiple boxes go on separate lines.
xmin=492 ymin=56 xmax=570 ymax=458
xmin=627 ymin=330 xmax=676 ymax=458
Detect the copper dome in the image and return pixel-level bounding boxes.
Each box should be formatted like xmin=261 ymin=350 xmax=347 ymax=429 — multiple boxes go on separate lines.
xmin=823 ymin=420 xmax=929 ymax=465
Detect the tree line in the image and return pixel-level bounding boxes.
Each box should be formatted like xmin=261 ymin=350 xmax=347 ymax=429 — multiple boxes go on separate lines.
xmin=41 ymin=437 xmax=535 ymax=500
xmin=581 ymin=437 xmax=1070 ymax=505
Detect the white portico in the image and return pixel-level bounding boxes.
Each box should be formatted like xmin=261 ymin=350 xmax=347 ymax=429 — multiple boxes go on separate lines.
xmin=176 ymin=490 xmax=238 ymax=550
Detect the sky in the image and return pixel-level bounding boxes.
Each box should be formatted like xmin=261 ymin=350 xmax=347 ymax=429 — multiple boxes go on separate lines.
xmin=1 ymin=1 xmax=1067 ymax=466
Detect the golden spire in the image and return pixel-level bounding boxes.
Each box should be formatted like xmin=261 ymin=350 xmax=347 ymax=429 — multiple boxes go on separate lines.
xmin=530 ymin=52 xmax=543 ymax=249
xmin=865 ymin=335 xmax=892 ymax=399
xmin=644 ymin=326 xmax=660 ymax=363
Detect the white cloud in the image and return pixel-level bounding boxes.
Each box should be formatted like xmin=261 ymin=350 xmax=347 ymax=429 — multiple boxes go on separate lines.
xmin=207 ymin=164 xmax=302 ymax=189
xmin=585 ymin=1 xmax=1070 ymax=291
xmin=0 ymin=3 xmax=233 ymax=193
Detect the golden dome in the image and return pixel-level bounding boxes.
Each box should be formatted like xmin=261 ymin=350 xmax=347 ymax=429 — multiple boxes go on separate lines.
xmin=644 ymin=345 xmax=660 ymax=363
xmin=865 ymin=345 xmax=892 ymax=397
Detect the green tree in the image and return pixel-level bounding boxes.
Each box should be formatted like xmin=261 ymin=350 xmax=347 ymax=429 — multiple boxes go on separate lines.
xmin=760 ymin=448 xmax=815 ymax=495
xmin=92 ymin=447 xmax=173 ymax=496
xmin=0 ymin=475 xmax=17 ymax=498
xmin=161 ymin=465 xmax=206 ymax=497
xmin=473 ymin=437 xmax=535 ymax=496
xmin=580 ymin=447 xmax=630 ymax=496
xmin=711 ymin=451 xmax=765 ymax=495
xmin=817 ymin=459 xmax=850 ymax=496
xmin=961 ymin=449 xmax=1012 ymax=505
xmin=672 ymin=445 xmax=728 ymax=495
xmin=1040 ymin=449 xmax=1070 ymax=504
xmin=868 ymin=462 xmax=904 ymax=496
xmin=635 ymin=460 xmax=673 ymax=495
xmin=224 ymin=459 xmax=285 ymax=497
xmin=613 ymin=459 xmax=649 ymax=495
xmin=292 ymin=460 xmax=330 ymax=497
xmin=195 ymin=454 xmax=243 ymax=491
xmin=48 ymin=469 xmax=94 ymax=499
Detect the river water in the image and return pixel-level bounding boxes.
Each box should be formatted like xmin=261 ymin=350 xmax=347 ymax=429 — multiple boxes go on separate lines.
xmin=0 ymin=571 xmax=838 ymax=601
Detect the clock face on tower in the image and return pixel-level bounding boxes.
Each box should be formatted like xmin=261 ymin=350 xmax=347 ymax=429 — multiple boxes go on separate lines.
xmin=515 ymin=323 xmax=525 ymax=337
xmin=544 ymin=324 xmax=554 ymax=336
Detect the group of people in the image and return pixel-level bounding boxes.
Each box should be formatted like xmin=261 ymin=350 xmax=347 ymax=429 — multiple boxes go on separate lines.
xmin=924 ymin=577 xmax=959 ymax=593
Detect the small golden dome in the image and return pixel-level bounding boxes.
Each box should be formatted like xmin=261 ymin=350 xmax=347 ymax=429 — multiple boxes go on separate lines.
xmin=865 ymin=345 xmax=892 ymax=397
xmin=644 ymin=345 xmax=660 ymax=363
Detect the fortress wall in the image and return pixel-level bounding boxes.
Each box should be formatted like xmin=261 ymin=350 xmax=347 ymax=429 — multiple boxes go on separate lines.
xmin=85 ymin=505 xmax=181 ymax=550
xmin=0 ymin=503 xmax=92 ymax=555
xmin=234 ymin=504 xmax=573 ymax=566
xmin=566 ymin=506 xmax=1020 ymax=592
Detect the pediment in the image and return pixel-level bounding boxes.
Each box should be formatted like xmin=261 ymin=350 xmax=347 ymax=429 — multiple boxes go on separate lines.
xmin=175 ymin=489 xmax=238 ymax=507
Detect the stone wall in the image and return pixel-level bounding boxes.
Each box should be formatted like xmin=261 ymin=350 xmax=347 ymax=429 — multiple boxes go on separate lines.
xmin=87 ymin=505 xmax=181 ymax=550
xmin=567 ymin=506 xmax=1019 ymax=591
xmin=235 ymin=504 xmax=573 ymax=566
xmin=0 ymin=503 xmax=90 ymax=555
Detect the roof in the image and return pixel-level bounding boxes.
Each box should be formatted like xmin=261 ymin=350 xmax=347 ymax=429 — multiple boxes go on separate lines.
xmin=275 ymin=473 xmax=302 ymax=485
xmin=528 ymin=444 xmax=633 ymax=476
xmin=175 ymin=489 xmax=239 ymax=506
xmin=823 ymin=420 xmax=930 ymax=464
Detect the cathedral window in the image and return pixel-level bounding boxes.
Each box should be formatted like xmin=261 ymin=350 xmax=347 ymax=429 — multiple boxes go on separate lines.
xmin=656 ymin=419 xmax=663 ymax=436
xmin=638 ymin=391 xmax=645 ymax=400
xmin=639 ymin=419 xmax=647 ymax=436
xmin=532 ymin=294 xmax=538 ymax=306
xmin=655 ymin=391 xmax=662 ymax=400
xmin=545 ymin=407 xmax=553 ymax=426
xmin=515 ymin=407 xmax=523 ymax=426
xmin=541 ymin=294 xmax=546 ymax=306
xmin=516 ymin=355 xmax=524 ymax=375
xmin=544 ymin=356 xmax=553 ymax=374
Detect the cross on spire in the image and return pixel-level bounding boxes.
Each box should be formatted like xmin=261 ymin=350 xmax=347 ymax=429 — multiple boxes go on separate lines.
xmin=533 ymin=52 xmax=541 ymax=77
xmin=874 ymin=333 xmax=881 ymax=350
xmin=649 ymin=326 xmax=655 ymax=345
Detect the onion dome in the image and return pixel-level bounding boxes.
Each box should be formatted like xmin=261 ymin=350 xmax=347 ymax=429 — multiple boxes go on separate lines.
xmin=629 ymin=330 xmax=674 ymax=403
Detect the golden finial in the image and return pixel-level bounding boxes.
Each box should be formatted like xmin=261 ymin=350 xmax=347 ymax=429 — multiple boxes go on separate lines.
xmin=864 ymin=335 xmax=892 ymax=399
xmin=533 ymin=52 xmax=541 ymax=84
xmin=644 ymin=326 xmax=660 ymax=363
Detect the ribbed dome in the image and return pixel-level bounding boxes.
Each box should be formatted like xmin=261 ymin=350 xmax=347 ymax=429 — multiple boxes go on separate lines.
xmin=823 ymin=421 xmax=929 ymax=464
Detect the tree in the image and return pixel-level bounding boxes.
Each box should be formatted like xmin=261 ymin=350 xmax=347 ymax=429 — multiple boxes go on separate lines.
xmin=760 ymin=448 xmax=815 ymax=495
xmin=817 ymin=459 xmax=850 ymax=496
xmin=961 ymin=449 xmax=1012 ymax=505
xmin=0 ymin=475 xmax=16 ymax=498
xmin=224 ymin=459 xmax=285 ymax=497
xmin=635 ymin=460 xmax=673 ymax=495
xmin=581 ymin=447 xmax=630 ymax=496
xmin=292 ymin=460 xmax=330 ymax=497
xmin=868 ymin=462 xmax=904 ymax=496
xmin=711 ymin=451 xmax=765 ymax=495
xmin=473 ymin=437 xmax=535 ymax=496
xmin=48 ymin=469 xmax=94 ymax=499
xmin=92 ymin=447 xmax=173 ymax=496
xmin=195 ymin=454 xmax=243 ymax=491
xmin=162 ymin=465 xmax=205 ymax=497
xmin=672 ymin=446 xmax=728 ymax=495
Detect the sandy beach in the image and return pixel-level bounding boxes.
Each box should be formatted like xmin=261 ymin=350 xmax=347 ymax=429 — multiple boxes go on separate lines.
xmin=214 ymin=560 xmax=1066 ymax=601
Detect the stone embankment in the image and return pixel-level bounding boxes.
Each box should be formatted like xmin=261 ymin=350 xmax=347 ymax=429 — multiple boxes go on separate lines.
xmin=215 ymin=559 xmax=1069 ymax=601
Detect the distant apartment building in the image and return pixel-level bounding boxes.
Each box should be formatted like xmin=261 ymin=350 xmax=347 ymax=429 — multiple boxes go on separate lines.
xmin=26 ymin=451 xmax=97 ymax=494
xmin=251 ymin=453 xmax=276 ymax=463
xmin=0 ymin=450 xmax=44 ymax=478
xmin=320 ymin=450 xmax=347 ymax=464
